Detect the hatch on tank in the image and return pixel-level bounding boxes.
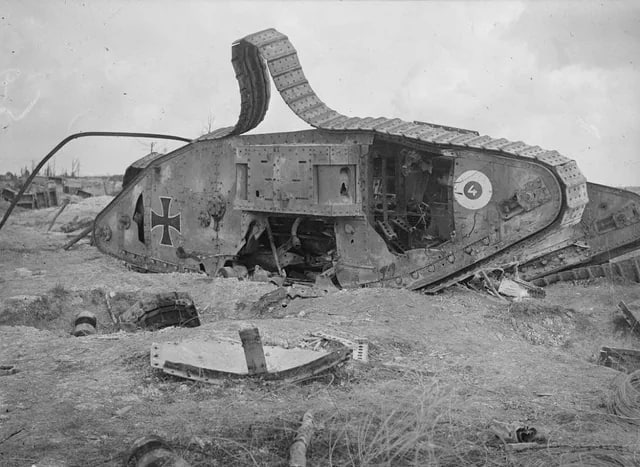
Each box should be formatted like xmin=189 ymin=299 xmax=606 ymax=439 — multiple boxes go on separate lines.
xmin=369 ymin=139 xmax=454 ymax=254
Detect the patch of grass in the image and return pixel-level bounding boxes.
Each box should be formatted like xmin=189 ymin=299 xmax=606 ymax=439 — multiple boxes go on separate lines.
xmin=322 ymin=382 xmax=457 ymax=466
xmin=89 ymin=288 xmax=105 ymax=305
xmin=0 ymin=287 xmax=70 ymax=327
xmin=49 ymin=283 xmax=69 ymax=300
xmin=24 ymin=296 xmax=58 ymax=322
xmin=128 ymin=376 xmax=505 ymax=466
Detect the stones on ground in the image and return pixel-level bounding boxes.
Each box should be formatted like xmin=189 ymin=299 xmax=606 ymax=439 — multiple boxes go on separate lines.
xmin=114 ymin=405 xmax=132 ymax=417
xmin=15 ymin=267 xmax=33 ymax=277
xmin=6 ymin=294 xmax=41 ymax=304
xmin=251 ymin=265 xmax=271 ymax=282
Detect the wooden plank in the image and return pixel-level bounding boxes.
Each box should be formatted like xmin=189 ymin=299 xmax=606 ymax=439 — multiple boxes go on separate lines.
xmin=62 ymin=224 xmax=93 ymax=250
xmin=289 ymin=411 xmax=314 ymax=467
xmin=47 ymin=197 xmax=70 ymax=231
xmin=239 ymin=327 xmax=268 ymax=375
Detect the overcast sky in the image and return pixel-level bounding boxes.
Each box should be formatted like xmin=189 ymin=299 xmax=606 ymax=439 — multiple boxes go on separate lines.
xmin=1 ymin=0 xmax=639 ymax=186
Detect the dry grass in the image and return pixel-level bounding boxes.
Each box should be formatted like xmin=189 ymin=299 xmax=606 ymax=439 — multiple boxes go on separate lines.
xmin=146 ymin=372 xmax=506 ymax=466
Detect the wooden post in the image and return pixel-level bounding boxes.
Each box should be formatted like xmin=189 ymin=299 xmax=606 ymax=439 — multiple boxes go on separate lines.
xmin=265 ymin=218 xmax=284 ymax=276
xmin=48 ymin=197 xmax=70 ymax=231
xmin=239 ymin=327 xmax=267 ymax=375
xmin=104 ymin=291 xmax=119 ymax=326
xmin=289 ymin=411 xmax=314 ymax=467
xmin=62 ymin=223 xmax=93 ymax=250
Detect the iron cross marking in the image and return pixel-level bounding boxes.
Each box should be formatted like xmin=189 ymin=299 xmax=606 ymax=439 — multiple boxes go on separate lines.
xmin=151 ymin=197 xmax=181 ymax=246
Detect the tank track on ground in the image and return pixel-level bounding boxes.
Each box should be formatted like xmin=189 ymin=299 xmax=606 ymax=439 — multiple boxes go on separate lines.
xmin=517 ymin=183 xmax=640 ymax=281
xmin=532 ymin=255 xmax=640 ymax=287
xmin=197 ymin=28 xmax=588 ymax=290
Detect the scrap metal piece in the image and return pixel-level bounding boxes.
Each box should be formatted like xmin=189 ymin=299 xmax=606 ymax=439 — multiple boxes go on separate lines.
xmin=126 ymin=435 xmax=191 ymax=467
xmin=0 ymin=365 xmax=18 ymax=376
xmin=353 ymin=338 xmax=369 ymax=363
xmin=618 ymin=301 xmax=640 ymax=337
xmin=309 ymin=331 xmax=356 ymax=349
xmin=497 ymin=277 xmax=545 ymax=299
xmin=599 ymin=347 xmax=640 ymax=373
xmin=150 ymin=338 xmax=351 ymax=384
xmin=490 ymin=421 xmax=544 ymax=445
xmin=307 ymin=331 xmax=369 ymax=362
xmin=119 ymin=292 xmax=200 ymax=330
xmin=72 ymin=310 xmax=97 ymax=336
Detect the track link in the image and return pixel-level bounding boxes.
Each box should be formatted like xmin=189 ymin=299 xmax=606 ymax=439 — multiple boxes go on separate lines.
xmin=532 ymin=255 xmax=640 ymax=287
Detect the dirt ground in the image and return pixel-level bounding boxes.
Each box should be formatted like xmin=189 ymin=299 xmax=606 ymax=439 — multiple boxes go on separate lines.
xmin=1 ymin=197 xmax=639 ymax=466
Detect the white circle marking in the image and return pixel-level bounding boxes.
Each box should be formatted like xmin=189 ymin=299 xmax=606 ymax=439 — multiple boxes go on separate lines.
xmin=453 ymin=170 xmax=492 ymax=210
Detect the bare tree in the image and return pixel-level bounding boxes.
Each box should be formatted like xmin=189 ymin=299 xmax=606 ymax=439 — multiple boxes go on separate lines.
xmin=71 ymin=158 xmax=80 ymax=178
xmin=204 ymin=112 xmax=215 ymax=133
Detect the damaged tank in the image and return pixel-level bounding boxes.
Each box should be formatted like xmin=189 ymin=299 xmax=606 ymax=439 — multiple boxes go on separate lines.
xmin=90 ymin=28 xmax=639 ymax=291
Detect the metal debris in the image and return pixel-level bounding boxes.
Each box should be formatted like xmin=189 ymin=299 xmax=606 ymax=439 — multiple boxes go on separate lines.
xmin=0 ymin=365 xmax=18 ymax=376
xmin=489 ymin=421 xmax=545 ymax=445
xmin=471 ymin=270 xmax=545 ymax=301
xmin=617 ymin=301 xmax=640 ymax=337
xmin=150 ymin=331 xmax=351 ymax=384
xmin=119 ymin=292 xmax=200 ymax=331
xmin=497 ymin=277 xmax=545 ymax=299
xmin=599 ymin=347 xmax=640 ymax=373
xmin=125 ymin=435 xmax=191 ymax=467
xmin=72 ymin=310 xmax=97 ymax=337
xmin=303 ymin=331 xmax=369 ymax=363
xmin=245 ymin=283 xmax=337 ymax=316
